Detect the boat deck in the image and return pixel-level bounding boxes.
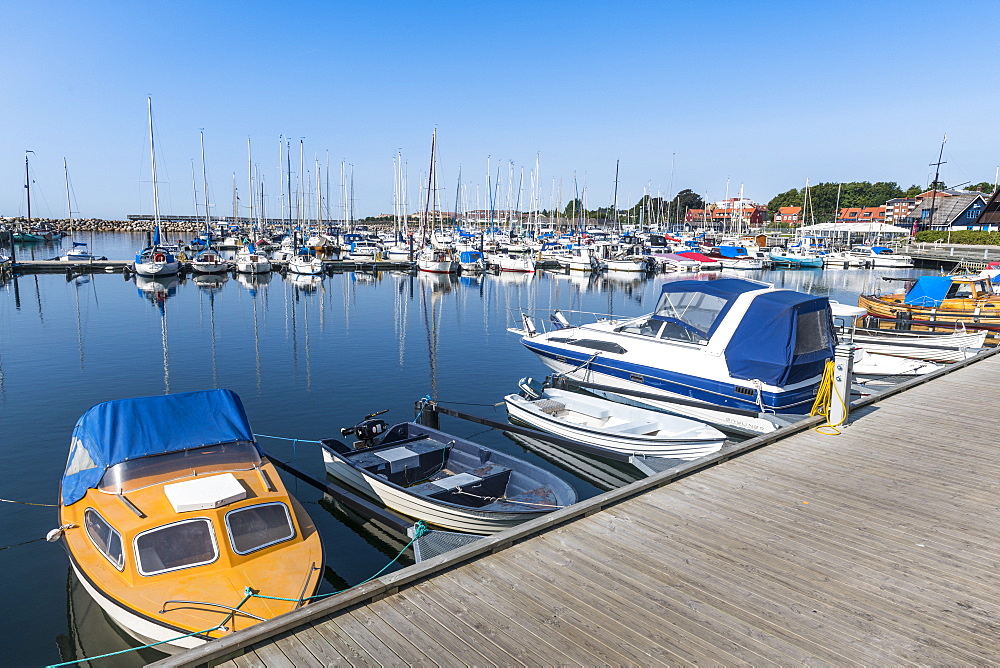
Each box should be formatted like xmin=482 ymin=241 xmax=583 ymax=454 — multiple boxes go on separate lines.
xmin=156 ymin=351 xmax=1000 ymax=666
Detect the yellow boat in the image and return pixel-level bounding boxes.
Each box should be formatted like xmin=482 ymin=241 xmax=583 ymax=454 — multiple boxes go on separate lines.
xmin=858 ymin=274 xmax=1000 ymax=340
xmin=54 ymin=389 xmax=324 ymax=652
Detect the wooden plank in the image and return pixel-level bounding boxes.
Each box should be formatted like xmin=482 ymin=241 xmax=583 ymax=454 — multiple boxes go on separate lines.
xmin=368 ymin=596 xmax=496 ymax=667
xmin=482 ymin=554 xmax=675 ymax=665
xmin=306 ymin=616 xmax=379 ymax=667
xmin=615 ymin=497 xmax=999 ymax=663
xmin=281 ymin=621 xmax=358 ymax=667
xmin=320 ymin=609 xmax=406 ymax=666
xmin=430 ymin=565 xmax=611 ymax=665
xmin=406 ymin=574 xmax=565 ymax=665
xmin=341 ymin=603 xmax=436 ymax=666
xmin=519 ymin=538 xmax=760 ymax=665
xmin=248 ymin=636 xmax=301 ymax=668
xmin=548 ymin=516 xmax=890 ymax=664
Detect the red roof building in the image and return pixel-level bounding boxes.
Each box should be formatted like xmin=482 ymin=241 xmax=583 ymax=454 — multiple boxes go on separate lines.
xmin=774 ymin=206 xmax=802 ymax=224
xmin=836 ymin=207 xmax=886 ymax=223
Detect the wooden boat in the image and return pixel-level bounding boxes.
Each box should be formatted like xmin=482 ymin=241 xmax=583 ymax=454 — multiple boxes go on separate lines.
xmin=858 ymin=274 xmax=1000 ymax=339
xmin=54 ymin=389 xmax=324 ymax=652
xmin=504 ymin=381 xmax=726 ymax=459
xmin=322 ymin=419 xmax=577 ymax=534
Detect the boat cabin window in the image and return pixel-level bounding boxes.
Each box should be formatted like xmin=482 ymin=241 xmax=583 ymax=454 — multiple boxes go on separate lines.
xmin=225 ymin=502 xmax=295 ymax=555
xmin=794 ymin=309 xmax=833 ymax=355
xmin=99 ymin=442 xmax=261 ymax=495
xmin=84 ymin=508 xmax=125 ymax=571
xmin=653 ymin=290 xmax=728 ymax=340
xmin=135 ymin=518 xmax=218 ymax=576
xmin=945 ymin=282 xmax=976 ymax=299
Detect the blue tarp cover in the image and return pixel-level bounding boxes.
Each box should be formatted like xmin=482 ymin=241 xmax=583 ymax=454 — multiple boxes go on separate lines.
xmin=904 ymin=276 xmax=953 ymax=307
xmin=61 ymin=389 xmax=256 ymax=506
xmin=726 ymin=291 xmax=835 ymax=386
xmin=459 ymin=251 xmax=483 ymax=262
xmin=717 ymin=246 xmax=748 ymax=258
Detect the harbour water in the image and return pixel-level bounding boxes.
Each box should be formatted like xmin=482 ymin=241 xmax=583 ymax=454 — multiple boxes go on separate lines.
xmin=0 ymin=233 xmax=936 ymax=666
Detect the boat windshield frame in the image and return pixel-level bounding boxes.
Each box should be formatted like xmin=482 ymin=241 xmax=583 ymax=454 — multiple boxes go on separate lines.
xmin=652 ymin=289 xmax=732 ymax=340
xmin=97 ymin=441 xmax=261 ymax=496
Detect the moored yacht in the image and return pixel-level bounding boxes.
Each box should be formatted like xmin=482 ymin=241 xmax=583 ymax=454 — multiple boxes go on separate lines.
xmin=510 ymin=278 xmax=837 ymax=433
xmin=53 ymin=389 xmax=324 ymax=652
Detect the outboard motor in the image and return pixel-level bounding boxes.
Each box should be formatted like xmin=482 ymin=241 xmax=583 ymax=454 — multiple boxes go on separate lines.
xmin=341 ymin=409 xmax=389 ymax=449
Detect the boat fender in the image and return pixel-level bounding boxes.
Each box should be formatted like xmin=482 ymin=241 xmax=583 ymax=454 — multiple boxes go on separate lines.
xmin=153 ymin=253 xmax=166 ymax=263
xmin=46 ymin=524 xmax=76 ymax=542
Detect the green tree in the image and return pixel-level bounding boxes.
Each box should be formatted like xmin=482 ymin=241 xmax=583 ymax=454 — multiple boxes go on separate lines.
xmin=966 ymin=181 xmax=995 ymax=193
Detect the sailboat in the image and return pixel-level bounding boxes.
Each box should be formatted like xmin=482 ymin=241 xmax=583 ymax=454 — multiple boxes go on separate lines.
xmin=234 ymin=243 xmax=272 ymax=274
xmin=416 ymin=130 xmax=459 ymax=274
xmin=133 ymin=98 xmax=180 ymax=277
xmin=190 ymin=132 xmax=229 ymax=274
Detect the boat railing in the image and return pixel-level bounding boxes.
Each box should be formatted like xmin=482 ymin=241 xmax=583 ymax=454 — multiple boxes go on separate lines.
xmin=506 ymin=307 xmax=635 ymax=337
xmin=159 ymin=599 xmax=267 ymax=622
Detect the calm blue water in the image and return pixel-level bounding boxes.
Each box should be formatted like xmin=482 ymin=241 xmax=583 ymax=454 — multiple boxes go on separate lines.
xmin=0 ymin=233 xmax=934 ymax=666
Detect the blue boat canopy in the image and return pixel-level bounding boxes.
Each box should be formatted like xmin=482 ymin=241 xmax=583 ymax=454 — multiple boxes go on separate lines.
xmin=726 ymin=291 xmax=836 ymax=386
xmin=717 ymin=246 xmax=748 ymax=258
xmin=904 ymin=276 xmax=954 ymax=307
xmin=61 ymin=389 xmax=256 ymax=506
xmin=459 ymin=251 xmax=483 ymax=262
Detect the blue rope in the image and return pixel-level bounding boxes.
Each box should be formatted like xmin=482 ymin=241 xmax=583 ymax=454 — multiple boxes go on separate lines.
xmin=47 ymin=522 xmax=431 ymax=666
xmin=251 ymin=521 xmax=430 ymax=603
xmin=414 ymin=395 xmax=432 ymax=424
xmin=253 ymin=433 xmax=323 ymax=444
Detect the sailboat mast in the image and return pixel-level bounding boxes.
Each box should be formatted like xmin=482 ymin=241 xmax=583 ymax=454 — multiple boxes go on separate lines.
xmin=25 ymin=151 xmax=33 ymax=226
xmin=200 ymin=131 xmax=210 ymax=230
xmin=64 ymin=157 xmax=73 ymax=223
xmin=247 ymin=138 xmax=254 ymax=227
xmin=147 ymin=98 xmax=161 ymax=228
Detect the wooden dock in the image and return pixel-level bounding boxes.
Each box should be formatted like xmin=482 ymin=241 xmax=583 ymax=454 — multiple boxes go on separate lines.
xmin=155 ymin=351 xmax=1000 ymax=667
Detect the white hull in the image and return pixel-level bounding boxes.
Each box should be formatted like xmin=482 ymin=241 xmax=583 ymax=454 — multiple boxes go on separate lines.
xmin=70 ymin=561 xmax=203 ymax=653
xmin=287 ymin=258 xmax=324 ymax=275
xmin=606 ymin=260 xmax=647 ymax=272
xmin=417 ymin=259 xmax=458 ymax=274
xmin=848 ymin=330 xmax=985 ymax=363
xmin=534 ymin=357 xmax=782 ymax=435
xmin=504 ymin=391 xmax=725 ymax=459
xmin=189 ymin=261 xmax=228 ymax=274
xmin=235 ymin=261 xmax=272 ymax=274
xmin=133 ymin=261 xmax=180 ymax=277
xmin=322 ymin=449 xmax=551 ymax=534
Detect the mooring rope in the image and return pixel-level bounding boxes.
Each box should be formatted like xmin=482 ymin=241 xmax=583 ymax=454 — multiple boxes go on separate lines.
xmin=48 ymin=522 xmax=430 ymax=667
xmin=0 ymin=498 xmax=58 ymax=507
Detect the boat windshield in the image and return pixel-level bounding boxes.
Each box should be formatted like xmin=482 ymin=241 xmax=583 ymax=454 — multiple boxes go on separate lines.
xmin=653 ymin=290 xmax=730 ymax=339
xmin=135 ymin=518 xmax=219 ymax=576
xmin=225 ymin=502 xmax=295 ymax=555
xmin=98 ymin=441 xmax=261 ymax=495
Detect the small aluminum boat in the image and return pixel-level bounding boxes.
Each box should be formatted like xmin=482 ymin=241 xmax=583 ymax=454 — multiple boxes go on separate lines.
xmin=322 ymin=417 xmax=577 ymax=534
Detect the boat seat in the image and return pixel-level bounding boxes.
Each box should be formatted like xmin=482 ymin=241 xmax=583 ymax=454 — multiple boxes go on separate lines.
xmin=532 ymin=399 xmax=566 ymax=415
xmin=612 ymin=420 xmax=659 ymax=435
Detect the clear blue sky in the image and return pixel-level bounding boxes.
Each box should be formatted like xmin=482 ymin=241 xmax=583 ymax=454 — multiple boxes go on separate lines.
xmin=2 ymin=0 xmax=998 ymax=221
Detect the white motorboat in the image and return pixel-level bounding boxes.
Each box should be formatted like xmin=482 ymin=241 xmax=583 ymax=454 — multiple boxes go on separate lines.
xmin=495 ymin=253 xmax=536 ymax=273
xmin=321 ymin=417 xmax=576 ymax=534
xmin=606 ymin=255 xmax=655 ymax=272
xmin=559 ymin=247 xmax=605 ymax=272
xmin=845 ymin=245 xmax=914 ymax=268
xmin=511 ymin=277 xmax=838 ymax=434
xmin=416 ymin=247 xmax=459 ymax=274
xmin=651 ymin=253 xmax=701 ymax=272
xmin=59 ymin=242 xmax=107 ymax=262
xmin=505 ymin=381 xmax=726 ymax=459
xmin=287 ymin=252 xmax=324 ymax=275
xmin=233 ymin=245 xmax=272 ymax=274
xmin=458 ymin=250 xmax=487 ymax=273
xmin=344 ymin=239 xmax=383 ymax=261
xmin=189 ymin=248 xmax=228 ymax=274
